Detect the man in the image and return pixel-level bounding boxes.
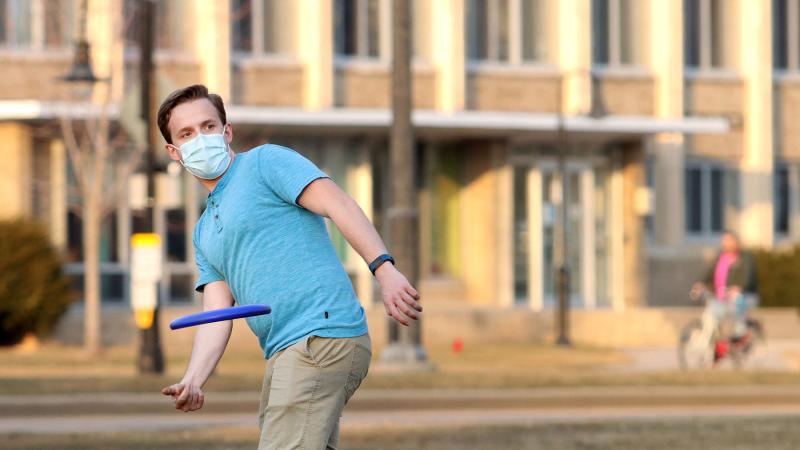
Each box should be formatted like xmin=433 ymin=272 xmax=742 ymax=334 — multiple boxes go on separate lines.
xmin=158 ymin=85 xmax=422 ymax=449
xmin=691 ymin=231 xmax=757 ymax=339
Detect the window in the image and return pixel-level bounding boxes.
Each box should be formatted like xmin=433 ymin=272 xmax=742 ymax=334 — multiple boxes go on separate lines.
xmin=685 ymin=162 xmax=727 ymax=235
xmin=466 ymin=0 xmax=547 ymax=64
xmin=644 ymin=158 xmax=655 ymax=237
xmin=334 ymin=0 xmax=380 ymax=60
xmin=774 ymin=0 xmax=800 ymax=71
xmin=0 ymin=0 xmax=73 ymax=49
xmin=592 ymin=0 xmax=638 ymax=66
xmin=775 ymin=165 xmax=790 ymax=234
xmin=232 ymin=0 xmax=294 ymax=56
xmin=684 ymin=0 xmax=727 ymax=70
xmin=124 ymin=0 xmax=185 ymax=52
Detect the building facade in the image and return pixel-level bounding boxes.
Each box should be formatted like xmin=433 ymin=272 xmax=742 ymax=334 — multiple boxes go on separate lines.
xmin=0 ymin=0 xmax=786 ymax=317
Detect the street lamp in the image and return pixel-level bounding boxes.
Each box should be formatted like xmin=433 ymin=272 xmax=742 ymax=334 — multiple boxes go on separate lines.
xmin=554 ymin=71 xmax=606 ymax=347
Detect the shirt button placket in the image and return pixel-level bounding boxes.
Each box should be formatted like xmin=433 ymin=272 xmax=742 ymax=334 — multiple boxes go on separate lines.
xmin=212 ymin=199 xmax=223 ymax=233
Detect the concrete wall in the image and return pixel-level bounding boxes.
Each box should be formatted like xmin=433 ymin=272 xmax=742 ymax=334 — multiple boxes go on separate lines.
xmin=466 ymin=71 xmax=560 ymax=112
xmin=776 ymin=79 xmax=800 ymax=162
xmin=334 ymin=66 xmax=437 ymax=109
xmin=685 ymin=77 xmax=744 ymax=159
xmin=598 ymin=75 xmax=655 ymax=116
xmin=233 ymin=63 xmax=305 ymax=107
xmin=0 ymin=55 xmax=72 ymax=101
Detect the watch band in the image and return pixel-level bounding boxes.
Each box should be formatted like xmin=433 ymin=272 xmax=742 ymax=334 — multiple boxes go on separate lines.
xmin=369 ymin=254 xmax=395 ymax=275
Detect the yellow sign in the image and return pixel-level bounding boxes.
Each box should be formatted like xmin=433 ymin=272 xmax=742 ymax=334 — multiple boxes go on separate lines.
xmin=130 ymin=233 xmax=162 ymax=329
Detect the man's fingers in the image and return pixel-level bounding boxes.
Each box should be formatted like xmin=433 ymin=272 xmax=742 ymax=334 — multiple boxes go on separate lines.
xmin=162 ymin=384 xmax=183 ymax=397
xmin=397 ymin=295 xmax=420 ymax=320
xmin=404 ymin=285 xmax=421 ymax=301
xmin=400 ymin=291 xmax=423 ymax=312
xmin=387 ymin=300 xmax=409 ymax=326
xmin=175 ymin=388 xmax=190 ymax=409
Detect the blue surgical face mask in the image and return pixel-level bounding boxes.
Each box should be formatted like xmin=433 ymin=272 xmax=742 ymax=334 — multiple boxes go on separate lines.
xmin=176 ymin=132 xmax=231 ymax=180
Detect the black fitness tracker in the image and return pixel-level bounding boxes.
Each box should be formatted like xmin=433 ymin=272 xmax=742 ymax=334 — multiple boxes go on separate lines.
xmin=369 ymin=254 xmax=395 ymax=275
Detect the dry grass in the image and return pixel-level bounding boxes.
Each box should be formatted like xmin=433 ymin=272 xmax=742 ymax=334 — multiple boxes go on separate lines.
xmin=1 ymin=340 xmax=799 ymax=395
xmin=4 ymin=416 xmax=800 ymax=450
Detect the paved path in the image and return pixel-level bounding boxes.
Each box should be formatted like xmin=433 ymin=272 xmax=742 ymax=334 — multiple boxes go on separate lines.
xmin=622 ymin=339 xmax=799 ymax=372
xmin=4 ymin=386 xmax=800 ymax=434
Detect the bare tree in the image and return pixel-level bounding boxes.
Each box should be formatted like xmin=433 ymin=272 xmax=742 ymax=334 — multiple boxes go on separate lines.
xmin=59 ymin=84 xmax=143 ymax=355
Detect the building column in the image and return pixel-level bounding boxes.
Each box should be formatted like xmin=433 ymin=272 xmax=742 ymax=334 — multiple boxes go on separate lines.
xmin=194 ymin=0 xmax=231 ymax=101
xmin=647 ymin=0 xmax=686 ymax=247
xmin=0 ymin=124 xmax=33 ymax=220
xmin=297 ymin=0 xmax=334 ymax=109
xmin=348 ymin=145 xmax=375 ymax=307
xmin=737 ymin=0 xmax=773 ymax=248
xmin=556 ymin=0 xmax=591 ymax=115
xmin=494 ymin=144 xmax=514 ymax=308
xmin=87 ymin=0 xmax=123 ymax=102
xmin=49 ymin=140 xmax=67 ymax=251
xmin=622 ymin=143 xmax=646 ymax=308
xmin=431 ymin=0 xmax=465 ymax=111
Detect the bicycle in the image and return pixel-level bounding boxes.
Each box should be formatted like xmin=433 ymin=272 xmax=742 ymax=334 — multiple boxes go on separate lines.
xmin=678 ymin=289 xmax=764 ymax=369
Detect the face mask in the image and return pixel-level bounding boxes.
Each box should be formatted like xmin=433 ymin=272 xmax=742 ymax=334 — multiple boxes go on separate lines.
xmin=176 ymin=132 xmax=231 ymax=180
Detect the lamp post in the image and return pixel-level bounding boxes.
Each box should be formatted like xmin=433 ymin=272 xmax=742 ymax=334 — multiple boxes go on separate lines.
xmin=554 ymin=71 xmax=606 ymax=347
xmin=136 ymin=0 xmax=165 ymax=374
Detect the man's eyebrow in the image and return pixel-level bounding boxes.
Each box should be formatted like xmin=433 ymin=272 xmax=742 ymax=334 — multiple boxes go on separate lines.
xmin=200 ymin=119 xmax=217 ymax=127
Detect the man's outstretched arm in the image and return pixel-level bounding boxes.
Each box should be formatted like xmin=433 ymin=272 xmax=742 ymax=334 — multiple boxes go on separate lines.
xmin=162 ymin=280 xmax=234 ymax=411
xmin=298 ymin=178 xmax=422 ymax=326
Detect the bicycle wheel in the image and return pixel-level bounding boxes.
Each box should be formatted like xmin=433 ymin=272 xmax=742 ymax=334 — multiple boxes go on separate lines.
xmin=730 ymin=319 xmax=765 ymax=368
xmin=678 ymin=319 xmax=714 ymax=369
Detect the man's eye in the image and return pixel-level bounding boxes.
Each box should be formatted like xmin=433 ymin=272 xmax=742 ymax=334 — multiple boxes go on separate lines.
xmin=205 ymin=124 xmax=215 ymax=130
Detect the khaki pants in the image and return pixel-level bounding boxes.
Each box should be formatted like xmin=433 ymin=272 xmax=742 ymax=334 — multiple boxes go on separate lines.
xmin=258 ymin=334 xmax=371 ymax=450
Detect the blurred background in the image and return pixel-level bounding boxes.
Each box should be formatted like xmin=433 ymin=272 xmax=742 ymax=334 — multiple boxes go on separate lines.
xmin=3 ymin=1 xmax=800 ymax=449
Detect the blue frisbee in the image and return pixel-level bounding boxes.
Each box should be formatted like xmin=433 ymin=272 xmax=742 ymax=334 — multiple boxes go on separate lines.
xmin=170 ymin=304 xmax=271 ymax=330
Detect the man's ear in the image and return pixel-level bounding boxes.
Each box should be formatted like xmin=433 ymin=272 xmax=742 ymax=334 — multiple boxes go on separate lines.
xmin=224 ymin=123 xmax=233 ymax=144
xmin=166 ymin=144 xmax=181 ymax=162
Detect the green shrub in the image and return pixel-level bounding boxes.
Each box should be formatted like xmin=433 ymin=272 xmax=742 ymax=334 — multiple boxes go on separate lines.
xmin=0 ymin=219 xmax=72 ymax=345
xmin=752 ymin=246 xmax=800 ymax=308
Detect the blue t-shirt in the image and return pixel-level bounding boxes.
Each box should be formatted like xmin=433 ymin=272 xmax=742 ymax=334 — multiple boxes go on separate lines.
xmin=192 ymin=144 xmax=368 ymax=358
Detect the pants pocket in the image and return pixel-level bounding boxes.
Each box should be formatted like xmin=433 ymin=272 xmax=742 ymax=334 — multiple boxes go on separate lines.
xmin=344 ymin=342 xmax=371 ymax=402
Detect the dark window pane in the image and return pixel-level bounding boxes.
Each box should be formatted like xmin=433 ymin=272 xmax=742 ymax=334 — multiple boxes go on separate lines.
xmin=166 ymin=209 xmax=187 ymax=262
xmin=685 ymin=167 xmax=703 ymax=232
xmin=774 ymin=0 xmax=788 ymax=69
xmin=68 ymin=211 xmax=83 ymax=262
xmin=496 ymin=0 xmax=510 ymax=61
xmin=710 ymin=0 xmax=724 ymax=67
xmin=101 ymin=273 xmax=125 ymax=302
xmin=334 ymin=0 xmax=357 ymax=56
xmin=231 ymin=0 xmax=252 ymax=52
xmin=123 ymin=0 xmax=140 ymax=49
xmin=684 ymin=0 xmax=700 ymax=67
xmin=775 ymin=166 xmax=790 ymax=233
xmin=620 ymin=0 xmax=635 ymax=64
xmin=0 ymin=0 xmax=6 ymax=44
xmin=100 ymin=213 xmax=119 ymax=263
xmin=44 ymin=0 xmax=72 ymax=48
xmin=169 ymin=273 xmax=194 ymax=303
xmin=466 ymin=0 xmax=488 ymax=60
xmin=710 ymin=168 xmax=724 ymax=232
xmin=366 ymin=0 xmax=380 ymax=57
xmin=592 ymin=0 xmax=609 ymax=65
xmin=521 ymin=0 xmax=545 ymax=61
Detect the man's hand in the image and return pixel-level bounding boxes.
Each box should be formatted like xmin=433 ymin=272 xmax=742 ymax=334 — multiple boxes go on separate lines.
xmin=690 ymin=282 xmax=706 ymax=301
xmin=162 ymin=381 xmax=205 ymax=412
xmin=375 ymin=263 xmax=422 ymax=326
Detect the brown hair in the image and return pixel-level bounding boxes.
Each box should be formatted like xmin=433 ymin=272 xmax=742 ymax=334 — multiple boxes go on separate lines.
xmin=157 ymin=84 xmax=227 ymax=144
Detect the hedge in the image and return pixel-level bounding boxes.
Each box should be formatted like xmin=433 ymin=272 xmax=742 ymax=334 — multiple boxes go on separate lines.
xmin=0 ymin=219 xmax=72 ymax=345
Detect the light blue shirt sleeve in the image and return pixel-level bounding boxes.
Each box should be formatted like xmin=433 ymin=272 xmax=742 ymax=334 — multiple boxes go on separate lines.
xmin=258 ymin=145 xmax=329 ymax=206
xmin=193 ymin=232 xmax=224 ymax=292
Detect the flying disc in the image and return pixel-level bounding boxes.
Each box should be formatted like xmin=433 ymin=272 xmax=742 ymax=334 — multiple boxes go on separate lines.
xmin=169 ymin=304 xmax=271 ymax=330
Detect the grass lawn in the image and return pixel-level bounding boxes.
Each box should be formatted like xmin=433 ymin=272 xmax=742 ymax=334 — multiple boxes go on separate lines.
xmin=3 ymin=416 xmax=800 ymax=450
xmin=1 ymin=341 xmax=799 ymax=395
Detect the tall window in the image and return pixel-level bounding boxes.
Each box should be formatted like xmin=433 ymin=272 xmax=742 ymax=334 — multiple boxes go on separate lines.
xmin=684 ymin=0 xmax=726 ymax=70
xmin=774 ymin=0 xmax=800 ymax=71
xmin=0 ymin=0 xmax=73 ymax=50
xmin=465 ymin=0 xmax=547 ymax=64
xmin=685 ymin=162 xmax=727 ymax=235
xmin=774 ymin=164 xmax=790 ymax=234
xmin=334 ymin=0 xmax=380 ymax=60
xmin=232 ymin=0 xmax=294 ymax=56
xmin=592 ymin=0 xmax=637 ymax=66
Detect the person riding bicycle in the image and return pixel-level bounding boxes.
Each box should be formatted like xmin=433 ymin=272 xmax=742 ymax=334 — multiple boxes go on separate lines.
xmin=690 ymin=231 xmax=757 ymax=341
